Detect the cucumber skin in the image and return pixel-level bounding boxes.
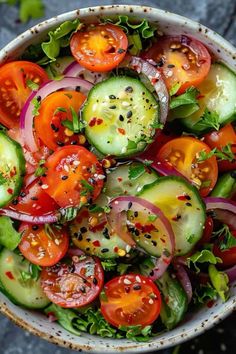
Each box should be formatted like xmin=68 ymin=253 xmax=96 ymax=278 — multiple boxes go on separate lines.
xmin=0 ymin=132 xmax=26 ymax=207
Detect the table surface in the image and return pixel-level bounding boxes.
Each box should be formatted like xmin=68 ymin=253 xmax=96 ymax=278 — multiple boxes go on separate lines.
xmin=0 ymin=0 xmax=236 ymax=353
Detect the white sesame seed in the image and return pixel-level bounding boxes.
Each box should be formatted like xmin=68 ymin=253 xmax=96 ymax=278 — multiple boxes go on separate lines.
xmin=54 ymin=239 xmax=60 ymax=245
xmin=73 ymin=160 xmax=80 ymax=166
xmin=64 ymin=164 xmax=69 ymax=172
xmin=124 ymin=278 xmax=132 ymax=285
xmin=135 ymin=276 xmax=141 ymax=283
xmin=41 ymin=184 xmax=48 ymax=189
xmin=97 ymin=174 xmax=106 ymax=180
xmin=149 ymin=299 xmax=154 ymax=304
xmin=122 ymin=101 xmax=130 ymax=107
xmin=126 ymin=245 xmax=131 ymax=253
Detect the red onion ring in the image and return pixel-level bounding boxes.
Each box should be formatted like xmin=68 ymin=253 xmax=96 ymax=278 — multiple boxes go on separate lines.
xmin=63 ymin=61 xmax=84 ymax=76
xmin=0 ymin=208 xmax=59 ymax=223
xmin=204 ymin=197 xmax=236 ymax=230
xmin=174 ymin=263 xmax=193 ymax=303
xmin=107 ymin=195 xmax=175 ymax=280
xmin=20 ymin=77 xmax=93 ymax=152
xmin=128 ymin=56 xmax=169 ymax=124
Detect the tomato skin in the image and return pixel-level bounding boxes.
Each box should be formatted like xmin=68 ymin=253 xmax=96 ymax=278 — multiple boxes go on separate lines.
xmin=156 ymin=137 xmax=218 ymax=197
xmin=100 ymin=274 xmax=162 ymax=328
xmin=204 ymin=124 xmax=236 ymax=172
xmin=213 ymin=231 xmax=236 ymax=267
xmin=70 ymin=24 xmax=128 ymax=72
xmin=40 ymin=256 xmax=104 ymax=308
xmin=41 ymin=145 xmax=104 ymax=208
xmin=0 ymin=61 xmax=48 ymax=129
xmin=8 ymin=178 xmax=58 ymax=216
xmin=143 ymin=36 xmax=211 ymax=94
xmin=198 ymin=217 xmax=214 ymax=246
xmin=35 ymin=91 xmax=86 ymax=151
xmin=19 ymin=223 xmax=69 ymax=267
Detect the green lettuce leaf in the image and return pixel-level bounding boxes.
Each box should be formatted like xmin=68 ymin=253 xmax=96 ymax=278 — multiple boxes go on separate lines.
xmin=169 ymin=87 xmax=200 ymax=119
xmin=193 ymin=283 xmax=217 ymax=304
xmin=208 ymin=265 xmax=229 ymax=302
xmin=187 ymin=249 xmax=222 ymax=273
xmin=0 ymin=216 xmax=21 ymax=250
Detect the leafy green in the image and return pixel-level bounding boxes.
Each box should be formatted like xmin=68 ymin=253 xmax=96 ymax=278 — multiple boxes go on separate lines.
xmin=41 ymin=19 xmax=80 ymax=62
xmin=187 ymin=249 xmax=222 ymax=273
xmin=197 ymin=143 xmax=235 ymax=163
xmin=31 ymin=96 xmax=41 ymax=116
xmin=20 ymin=264 xmax=41 ymax=282
xmin=26 ymin=79 xmax=39 ymax=91
xmin=119 ymin=325 xmax=152 ymax=342
xmin=80 ymin=180 xmax=94 ymax=192
xmin=169 ymin=87 xmax=200 ymax=119
xmin=34 ymin=159 xmax=46 ymax=177
xmin=208 ymin=265 xmax=229 ymax=302
xmin=213 ymin=224 xmax=236 ymax=251
xmin=0 ymin=216 xmax=21 ymax=250
xmin=0 ymin=0 xmax=44 ymax=23
xmin=61 ymin=107 xmax=86 ymax=133
xmin=193 ymin=283 xmax=217 ymax=304
xmin=194 ymin=109 xmax=220 ymax=131
xmin=169 ymin=82 xmax=181 ymax=96
xmin=0 ymin=173 xmax=7 ymax=185
xmin=128 ymin=164 xmax=146 ymax=180
xmin=101 ymin=259 xmax=117 ymax=272
xmin=148 ymin=214 xmax=158 ymax=222
xmin=59 ymin=207 xmax=78 ymax=223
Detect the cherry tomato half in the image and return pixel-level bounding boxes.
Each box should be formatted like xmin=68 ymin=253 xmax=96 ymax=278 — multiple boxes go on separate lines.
xmin=70 ymin=24 xmax=128 ymax=72
xmin=204 ymin=124 xmax=236 ymax=172
xmin=8 ymin=178 xmax=58 ymax=216
xmin=143 ymin=35 xmax=211 ymax=94
xmin=213 ymin=230 xmax=236 ymax=268
xmin=41 ymin=145 xmax=104 ymax=208
xmin=100 ymin=274 xmax=162 ymax=328
xmin=35 ymin=91 xmax=86 ymax=151
xmin=156 ymin=137 xmax=218 ymax=196
xmin=0 ymin=61 xmax=48 ymax=129
xmin=19 ymin=223 xmax=69 ymax=267
xmin=41 ymin=255 xmax=104 ymax=308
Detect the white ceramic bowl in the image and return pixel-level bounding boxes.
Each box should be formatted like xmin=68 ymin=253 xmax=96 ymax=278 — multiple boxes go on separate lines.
xmin=0 ymin=5 xmax=236 ymax=353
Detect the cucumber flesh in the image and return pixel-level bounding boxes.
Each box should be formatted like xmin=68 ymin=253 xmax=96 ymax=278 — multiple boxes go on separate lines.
xmin=182 ymin=63 xmax=236 ymax=132
xmin=0 ymin=248 xmax=50 ymax=309
xmin=82 ymin=76 xmax=159 ymax=157
xmin=139 ymin=176 xmax=206 ymax=255
xmin=0 ymin=132 xmax=25 ymax=207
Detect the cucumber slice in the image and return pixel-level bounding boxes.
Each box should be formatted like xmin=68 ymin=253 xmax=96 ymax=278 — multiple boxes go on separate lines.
xmin=182 ymin=63 xmax=236 ymax=133
xmin=0 ymin=132 xmax=25 ymax=207
xmin=0 ymin=249 xmax=50 ymax=309
xmin=70 ymin=209 xmax=128 ymax=259
xmin=104 ymin=162 xmax=158 ymax=198
xmin=82 ymin=76 xmax=159 ymax=157
xmin=139 ymin=176 xmax=206 ymax=255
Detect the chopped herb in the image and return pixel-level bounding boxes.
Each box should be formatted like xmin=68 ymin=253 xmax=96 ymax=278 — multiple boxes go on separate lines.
xmin=88 ymin=204 xmax=104 ymax=213
xmin=195 ymin=109 xmax=220 ymax=131
xmin=59 ymin=207 xmax=78 ymax=223
xmin=0 ymin=173 xmax=7 ymax=185
xmin=101 ymin=259 xmax=117 ymax=272
xmin=20 ymin=263 xmax=41 ymax=282
xmin=34 ymin=159 xmax=46 ymax=177
xmin=187 ymin=249 xmax=222 ymax=273
xmin=80 ymin=180 xmax=94 ymax=192
xmin=169 ymin=82 xmax=181 ymax=96
xmin=126 ymin=139 xmax=138 ymax=151
xmin=170 ymin=87 xmax=199 ymax=109
xmin=26 ymin=79 xmax=39 ymax=91
xmin=148 ymin=214 xmax=157 ymax=222
xmin=213 ymin=224 xmax=236 ymax=251
xmin=186 ymin=233 xmax=195 ymax=244
xmin=193 ymin=283 xmax=217 ymax=304
xmin=103 ymin=206 xmax=111 ymax=214
xmin=143 ymin=159 xmax=153 ymax=166
xmin=150 ymin=122 xmax=164 ymax=129
xmin=128 ymin=164 xmax=146 ymax=180
xmin=197 ymin=143 xmax=235 ymax=163
xmin=32 ymin=96 xmax=41 ymax=116
xmin=61 ymin=107 xmax=86 ymax=133
xmin=54 ymin=107 xmax=67 ymax=115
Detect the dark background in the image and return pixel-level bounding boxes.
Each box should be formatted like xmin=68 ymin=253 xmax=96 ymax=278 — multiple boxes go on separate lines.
xmin=0 ymin=0 xmax=236 ymax=353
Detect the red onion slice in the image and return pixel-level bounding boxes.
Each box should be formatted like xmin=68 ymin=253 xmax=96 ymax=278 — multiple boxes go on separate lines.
xmin=64 ymin=61 xmax=108 ymax=84
xmin=107 ymin=195 xmax=175 ymax=279
xmin=128 ymin=56 xmax=169 ymax=124
xmin=204 ymin=197 xmax=236 ymax=230
xmin=225 ymin=264 xmax=236 ymax=282
xmin=63 ymin=61 xmax=84 ymax=76
xmin=174 ymin=263 xmax=193 ymax=303
xmin=0 ymin=208 xmax=59 ymax=224
xmin=20 ymin=77 xmax=93 ymax=152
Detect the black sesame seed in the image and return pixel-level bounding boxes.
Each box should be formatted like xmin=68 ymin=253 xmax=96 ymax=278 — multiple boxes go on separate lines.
xmin=109 ymin=95 xmax=116 ymax=99
xmin=57 ymin=141 xmax=64 ymax=147
xmin=144 ymin=234 xmax=151 ymax=239
xmin=109 ymin=105 xmax=116 ymax=109
xmin=134 ymin=211 xmax=138 ymax=217
xmin=12 ymin=199 xmax=18 ymax=205
xmin=146 ymin=99 xmax=150 ymax=103
xmin=51 ymin=123 xmax=59 ymax=132
xmin=167 ymin=64 xmax=175 ymax=68
xmin=76 ymin=86 xmax=81 ymax=92
xmin=93 ymin=277 xmax=98 ymax=285
xmin=125 ymin=86 xmax=133 ymax=93
xmin=185 ymin=195 xmax=191 ymax=200
xmin=149 ymin=270 xmax=154 ymax=276
xmin=185 ymin=202 xmax=192 ymax=207
xmin=78 ymin=234 xmax=83 ymax=241
xmin=126 ymin=111 xmax=132 ymax=118
xmin=80 ymin=227 xmax=87 ymax=233
xmin=128 ymin=202 xmax=132 ymax=209
xmin=118 ymin=48 xmax=125 ymax=54
xmin=103 ymin=227 xmax=110 ymax=239
xmin=31 ymin=196 xmax=38 ymax=201
xmin=101 ymin=248 xmax=109 ymax=253
xmin=80 ymin=286 xmax=86 ymax=293
xmin=20 ymin=192 xmax=26 ymax=198
xmin=61 ymin=175 xmax=68 ymax=180
xmin=37 ymin=95 xmax=41 ymax=102
xmin=32 ymin=225 xmax=39 ymax=231
xmin=70 ymin=141 xmax=77 ymax=145
xmin=133 ymin=284 xmax=141 ymax=290
xmin=134 ymin=229 xmax=140 ymax=236
xmin=151 ymin=240 xmax=157 ymax=247
xmin=119 ymin=115 xmax=124 ymax=121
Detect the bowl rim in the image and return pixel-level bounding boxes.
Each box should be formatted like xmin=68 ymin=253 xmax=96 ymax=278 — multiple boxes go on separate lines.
xmin=0 ymin=4 xmax=236 ymax=353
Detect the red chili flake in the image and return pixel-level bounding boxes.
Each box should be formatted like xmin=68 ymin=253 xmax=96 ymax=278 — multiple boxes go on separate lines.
xmin=117 ymin=177 xmax=123 ymax=182
xmin=114 ymin=246 xmax=119 ymax=253
xmin=177 ymin=195 xmax=188 ymax=201
xmin=124 ymin=287 xmax=130 ymax=293
xmin=92 ymin=240 xmax=101 ymax=247
xmin=165 ymin=296 xmax=169 ymax=304
xmin=10 ymin=166 xmax=17 ymax=177
xmin=160 ymin=238 xmax=166 ymax=244
xmin=89 ymin=117 xmax=97 ymax=127
xmin=5 ymin=271 xmax=14 ymax=280
xmin=163 ymin=258 xmax=170 ymax=265
xmin=207 ymin=300 xmax=215 ymax=308
xmin=151 ymin=77 xmax=158 ymax=84
xmin=134 ymin=222 xmax=156 ymax=233
xmin=7 ymin=188 xmax=13 ymax=195
xmin=197 ymin=94 xmax=205 ymax=99
xmin=90 ymin=221 xmax=107 ymax=232
xmin=118 ymin=128 xmax=126 ymax=135
xmin=96 ymin=118 xmax=103 ymax=125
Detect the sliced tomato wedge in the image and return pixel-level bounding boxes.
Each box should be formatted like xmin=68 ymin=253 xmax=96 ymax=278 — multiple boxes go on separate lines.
xmin=8 ymin=178 xmax=58 ymax=216
xmin=70 ymin=24 xmax=128 ymax=72
xmin=204 ymin=124 xmax=236 ymax=172
xmin=41 ymin=145 xmax=104 ymax=208
xmin=156 ymin=137 xmax=218 ymax=196
xmin=0 ymin=61 xmax=48 ymax=129
xmin=143 ymin=35 xmax=211 ymax=94
xmin=18 ymin=223 xmax=69 ymax=266
xmin=213 ymin=230 xmax=236 ymax=267
xmin=35 ymin=91 xmax=86 ymax=151
xmin=40 ymin=255 xmax=104 ymax=307
xmin=100 ymin=274 xmax=161 ymax=327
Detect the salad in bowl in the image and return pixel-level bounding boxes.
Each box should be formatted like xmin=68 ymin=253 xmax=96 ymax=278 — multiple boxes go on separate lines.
xmin=0 ymin=4 xmax=236 ymax=352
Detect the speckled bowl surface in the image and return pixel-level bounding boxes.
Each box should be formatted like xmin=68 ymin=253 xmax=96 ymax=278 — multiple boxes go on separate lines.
xmin=0 ymin=4 xmax=236 ymax=353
